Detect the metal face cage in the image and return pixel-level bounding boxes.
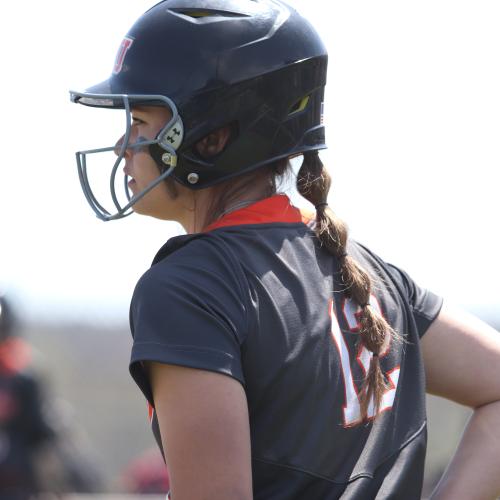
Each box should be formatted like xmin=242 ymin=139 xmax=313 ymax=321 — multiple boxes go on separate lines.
xmin=70 ymin=92 xmax=184 ymax=221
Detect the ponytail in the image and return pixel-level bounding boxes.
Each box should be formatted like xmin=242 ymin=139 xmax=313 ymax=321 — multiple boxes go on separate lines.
xmin=297 ymin=151 xmax=398 ymax=420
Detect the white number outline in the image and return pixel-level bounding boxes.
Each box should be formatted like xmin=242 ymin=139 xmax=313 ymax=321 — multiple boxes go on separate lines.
xmin=329 ymin=297 xmax=401 ymax=427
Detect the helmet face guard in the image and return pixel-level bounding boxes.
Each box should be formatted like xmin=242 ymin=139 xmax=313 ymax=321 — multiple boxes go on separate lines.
xmin=70 ymin=92 xmax=184 ymax=221
xmin=70 ymin=0 xmax=328 ymax=221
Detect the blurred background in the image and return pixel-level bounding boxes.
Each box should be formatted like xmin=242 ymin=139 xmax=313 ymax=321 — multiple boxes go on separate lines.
xmin=0 ymin=0 xmax=499 ymax=497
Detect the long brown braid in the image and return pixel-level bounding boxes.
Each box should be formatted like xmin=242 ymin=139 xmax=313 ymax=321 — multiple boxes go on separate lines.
xmin=199 ymin=150 xmax=395 ymax=418
xmin=297 ymin=150 xmax=397 ymax=420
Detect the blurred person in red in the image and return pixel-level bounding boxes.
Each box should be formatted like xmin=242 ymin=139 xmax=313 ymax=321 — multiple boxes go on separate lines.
xmin=0 ymin=294 xmax=55 ymax=499
xmin=122 ymin=446 xmax=169 ymax=494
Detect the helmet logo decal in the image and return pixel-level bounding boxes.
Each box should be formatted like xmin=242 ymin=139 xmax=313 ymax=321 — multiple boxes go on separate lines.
xmin=159 ymin=118 xmax=184 ymax=151
xmin=113 ymin=36 xmax=134 ymax=75
xmin=166 ymin=127 xmax=181 ymax=144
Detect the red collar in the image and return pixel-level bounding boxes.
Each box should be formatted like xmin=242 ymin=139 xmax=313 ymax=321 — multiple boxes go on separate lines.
xmin=204 ymin=194 xmax=310 ymax=232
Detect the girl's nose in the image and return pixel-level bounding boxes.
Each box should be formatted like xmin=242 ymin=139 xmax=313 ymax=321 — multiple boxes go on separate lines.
xmin=114 ymin=135 xmax=125 ymax=157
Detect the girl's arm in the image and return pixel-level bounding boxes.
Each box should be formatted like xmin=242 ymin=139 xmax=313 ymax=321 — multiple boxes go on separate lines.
xmin=421 ymin=305 xmax=500 ymax=499
xmin=148 ymin=362 xmax=253 ymax=500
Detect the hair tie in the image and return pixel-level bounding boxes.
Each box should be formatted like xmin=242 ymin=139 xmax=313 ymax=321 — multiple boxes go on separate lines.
xmin=361 ymin=302 xmax=370 ymax=309
xmin=372 ymin=352 xmax=379 ymax=358
xmin=315 ymin=202 xmax=329 ymax=210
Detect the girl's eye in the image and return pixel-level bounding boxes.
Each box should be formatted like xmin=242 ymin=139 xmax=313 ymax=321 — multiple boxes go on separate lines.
xmin=132 ymin=117 xmax=145 ymax=125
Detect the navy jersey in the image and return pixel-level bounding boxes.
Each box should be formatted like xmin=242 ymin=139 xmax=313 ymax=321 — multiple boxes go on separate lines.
xmin=129 ymin=194 xmax=442 ymax=499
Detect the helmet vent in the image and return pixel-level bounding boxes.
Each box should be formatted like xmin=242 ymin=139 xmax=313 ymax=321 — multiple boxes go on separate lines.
xmin=288 ymin=96 xmax=310 ymax=116
xmin=169 ymin=8 xmax=250 ymax=19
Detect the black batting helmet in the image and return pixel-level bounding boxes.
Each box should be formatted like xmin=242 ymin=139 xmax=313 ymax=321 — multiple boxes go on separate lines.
xmin=71 ymin=0 xmax=328 ymax=220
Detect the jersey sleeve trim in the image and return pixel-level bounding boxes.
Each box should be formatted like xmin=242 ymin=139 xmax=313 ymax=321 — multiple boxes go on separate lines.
xmin=130 ymin=341 xmax=245 ymax=405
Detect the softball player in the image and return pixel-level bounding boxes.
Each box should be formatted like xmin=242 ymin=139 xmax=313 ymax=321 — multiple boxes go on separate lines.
xmin=70 ymin=1 xmax=500 ymax=498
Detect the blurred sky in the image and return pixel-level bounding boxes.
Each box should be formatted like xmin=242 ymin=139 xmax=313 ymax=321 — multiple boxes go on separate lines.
xmin=0 ymin=1 xmax=499 ymax=323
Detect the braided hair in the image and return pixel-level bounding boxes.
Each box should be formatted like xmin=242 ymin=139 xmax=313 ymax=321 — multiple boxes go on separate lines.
xmin=200 ymin=150 xmax=398 ymax=419
xmin=297 ymin=151 xmax=399 ymax=420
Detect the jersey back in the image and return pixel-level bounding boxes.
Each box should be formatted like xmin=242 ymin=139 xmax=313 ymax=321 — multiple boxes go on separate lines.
xmin=129 ymin=195 xmax=442 ymax=499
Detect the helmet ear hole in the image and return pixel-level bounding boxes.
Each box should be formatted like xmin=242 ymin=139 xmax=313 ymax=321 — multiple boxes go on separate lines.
xmin=194 ymin=122 xmax=239 ymax=160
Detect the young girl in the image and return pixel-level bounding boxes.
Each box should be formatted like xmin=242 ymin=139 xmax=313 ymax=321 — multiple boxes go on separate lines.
xmin=71 ymin=1 xmax=500 ymax=498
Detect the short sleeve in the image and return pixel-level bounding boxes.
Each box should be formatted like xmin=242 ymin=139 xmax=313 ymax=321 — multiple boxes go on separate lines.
xmin=385 ymin=263 xmax=443 ymax=338
xmin=129 ymin=241 xmax=249 ymax=406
